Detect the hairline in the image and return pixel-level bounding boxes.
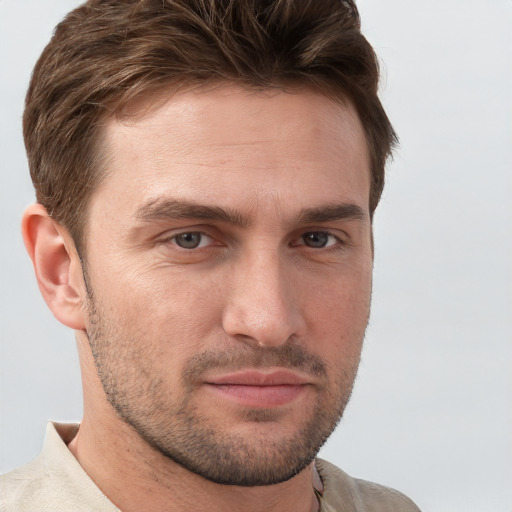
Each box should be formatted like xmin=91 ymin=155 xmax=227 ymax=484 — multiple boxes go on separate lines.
xmin=72 ymin=79 xmax=372 ymax=258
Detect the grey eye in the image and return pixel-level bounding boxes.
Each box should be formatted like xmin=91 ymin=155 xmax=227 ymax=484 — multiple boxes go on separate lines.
xmin=302 ymin=232 xmax=330 ymax=248
xmin=174 ymin=232 xmax=203 ymax=249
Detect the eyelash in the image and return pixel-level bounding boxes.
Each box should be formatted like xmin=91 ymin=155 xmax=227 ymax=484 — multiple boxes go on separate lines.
xmin=294 ymin=231 xmax=344 ymax=249
xmin=160 ymin=230 xmax=346 ymax=251
xmin=161 ymin=230 xmax=215 ymax=250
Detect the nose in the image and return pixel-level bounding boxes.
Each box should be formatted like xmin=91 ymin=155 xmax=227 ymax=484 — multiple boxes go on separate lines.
xmin=222 ymin=249 xmax=306 ymax=347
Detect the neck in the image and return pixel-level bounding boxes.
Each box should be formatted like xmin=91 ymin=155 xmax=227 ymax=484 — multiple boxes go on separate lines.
xmin=68 ymin=416 xmax=319 ymax=512
xmin=69 ymin=336 xmax=320 ymax=512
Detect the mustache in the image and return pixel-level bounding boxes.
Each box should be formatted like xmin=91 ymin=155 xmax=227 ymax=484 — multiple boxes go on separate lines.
xmin=182 ymin=343 xmax=328 ymax=386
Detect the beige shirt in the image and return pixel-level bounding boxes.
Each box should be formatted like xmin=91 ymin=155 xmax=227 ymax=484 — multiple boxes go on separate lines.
xmin=0 ymin=423 xmax=421 ymax=512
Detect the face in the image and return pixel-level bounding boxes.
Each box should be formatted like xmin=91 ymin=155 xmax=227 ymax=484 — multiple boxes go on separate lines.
xmin=81 ymin=85 xmax=373 ymax=485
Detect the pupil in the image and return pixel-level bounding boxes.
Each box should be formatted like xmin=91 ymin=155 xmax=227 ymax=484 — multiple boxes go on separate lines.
xmin=176 ymin=233 xmax=201 ymax=249
xmin=304 ymin=232 xmax=328 ymax=248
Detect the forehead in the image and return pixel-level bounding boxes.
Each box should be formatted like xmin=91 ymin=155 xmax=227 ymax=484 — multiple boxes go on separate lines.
xmin=110 ymin=85 xmax=368 ymax=159
xmin=92 ymin=85 xmax=370 ymax=221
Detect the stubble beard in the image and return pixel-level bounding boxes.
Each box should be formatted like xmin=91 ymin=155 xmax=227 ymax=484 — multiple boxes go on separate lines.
xmin=84 ymin=291 xmax=362 ymax=486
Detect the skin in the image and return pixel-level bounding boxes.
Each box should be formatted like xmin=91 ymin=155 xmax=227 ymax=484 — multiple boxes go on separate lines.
xmin=23 ymin=85 xmax=373 ymax=512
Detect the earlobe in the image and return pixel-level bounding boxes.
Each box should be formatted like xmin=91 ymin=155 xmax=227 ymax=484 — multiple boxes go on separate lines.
xmin=22 ymin=203 xmax=86 ymax=330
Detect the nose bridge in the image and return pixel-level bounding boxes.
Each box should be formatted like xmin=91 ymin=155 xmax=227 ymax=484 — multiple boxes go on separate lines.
xmin=222 ymin=244 xmax=303 ymax=346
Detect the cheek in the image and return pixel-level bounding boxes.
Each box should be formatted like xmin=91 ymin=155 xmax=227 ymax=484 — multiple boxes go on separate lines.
xmin=303 ymin=267 xmax=372 ymax=354
xmin=101 ymin=265 xmax=224 ymax=357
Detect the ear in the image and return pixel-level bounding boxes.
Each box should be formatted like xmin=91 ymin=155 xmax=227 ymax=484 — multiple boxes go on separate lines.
xmin=22 ymin=203 xmax=86 ymax=330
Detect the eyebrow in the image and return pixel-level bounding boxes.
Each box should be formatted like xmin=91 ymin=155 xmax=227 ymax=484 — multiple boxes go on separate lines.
xmin=297 ymin=203 xmax=366 ymax=224
xmin=135 ymin=198 xmax=366 ymax=227
xmin=136 ymin=198 xmax=251 ymax=227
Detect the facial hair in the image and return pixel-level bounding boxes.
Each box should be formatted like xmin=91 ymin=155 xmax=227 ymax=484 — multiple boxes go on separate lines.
xmin=84 ymin=288 xmax=361 ymax=486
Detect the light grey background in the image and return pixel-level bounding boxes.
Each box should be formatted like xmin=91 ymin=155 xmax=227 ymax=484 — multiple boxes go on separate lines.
xmin=1 ymin=1 xmax=511 ymax=511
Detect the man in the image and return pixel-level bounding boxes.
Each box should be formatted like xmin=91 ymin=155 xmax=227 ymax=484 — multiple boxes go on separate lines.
xmin=0 ymin=0 xmax=421 ymax=510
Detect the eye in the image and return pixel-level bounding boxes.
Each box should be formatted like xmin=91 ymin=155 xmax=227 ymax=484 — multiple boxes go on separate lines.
xmin=299 ymin=231 xmax=340 ymax=248
xmin=171 ymin=232 xmax=212 ymax=249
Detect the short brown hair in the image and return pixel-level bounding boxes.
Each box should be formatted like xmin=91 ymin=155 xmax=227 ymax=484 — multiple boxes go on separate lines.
xmin=24 ymin=0 xmax=397 ymax=248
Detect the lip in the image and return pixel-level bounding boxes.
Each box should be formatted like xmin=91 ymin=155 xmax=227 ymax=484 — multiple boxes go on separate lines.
xmin=203 ymin=369 xmax=311 ymax=408
xmin=206 ymin=369 xmax=310 ymax=386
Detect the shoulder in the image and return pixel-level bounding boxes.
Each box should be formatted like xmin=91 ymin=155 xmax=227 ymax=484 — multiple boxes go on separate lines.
xmin=316 ymin=458 xmax=422 ymax=512
xmin=0 ymin=455 xmax=49 ymax=512
xmin=0 ymin=423 xmax=118 ymax=512
xmin=0 ymin=454 xmax=117 ymax=512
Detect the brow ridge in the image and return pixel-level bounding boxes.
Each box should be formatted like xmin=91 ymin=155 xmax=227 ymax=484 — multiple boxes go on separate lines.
xmin=135 ymin=198 xmax=366 ymax=228
xmin=297 ymin=203 xmax=366 ymax=224
xmin=136 ymin=198 xmax=251 ymax=227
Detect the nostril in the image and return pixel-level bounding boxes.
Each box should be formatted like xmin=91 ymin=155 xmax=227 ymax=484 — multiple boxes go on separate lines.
xmin=221 ymin=259 xmax=306 ymax=346
xmin=222 ymin=303 xmax=303 ymax=348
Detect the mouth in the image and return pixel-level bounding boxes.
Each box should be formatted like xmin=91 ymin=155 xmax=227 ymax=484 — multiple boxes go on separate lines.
xmin=203 ymin=369 xmax=312 ymax=408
